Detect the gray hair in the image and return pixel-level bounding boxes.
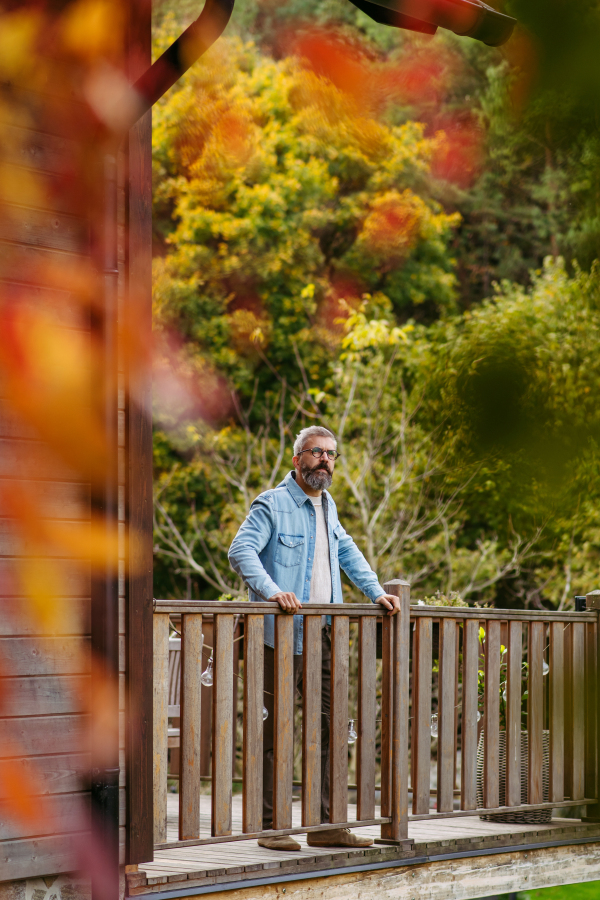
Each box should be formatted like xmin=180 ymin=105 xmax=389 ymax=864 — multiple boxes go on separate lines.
xmin=293 ymin=425 xmax=337 ymax=457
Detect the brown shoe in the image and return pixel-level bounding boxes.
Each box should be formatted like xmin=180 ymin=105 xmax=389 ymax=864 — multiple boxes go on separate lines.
xmin=306 ymin=828 xmax=373 ymax=848
xmin=257 ymin=834 xmax=301 ymax=851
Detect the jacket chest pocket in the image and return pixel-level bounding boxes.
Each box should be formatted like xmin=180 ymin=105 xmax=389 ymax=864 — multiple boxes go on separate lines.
xmin=274 ymin=533 xmax=305 ymax=567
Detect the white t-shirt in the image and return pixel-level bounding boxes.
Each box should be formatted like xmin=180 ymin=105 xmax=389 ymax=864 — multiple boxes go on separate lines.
xmin=309 ymin=494 xmax=332 ymax=604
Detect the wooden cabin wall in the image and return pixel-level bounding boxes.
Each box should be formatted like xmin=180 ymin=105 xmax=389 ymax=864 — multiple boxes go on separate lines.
xmin=0 ymin=105 xmax=96 ymax=880
xmin=0 ymin=0 xmax=154 ymax=885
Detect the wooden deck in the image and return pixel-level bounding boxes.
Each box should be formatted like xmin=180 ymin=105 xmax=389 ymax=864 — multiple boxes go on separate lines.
xmin=127 ymin=795 xmax=600 ymax=895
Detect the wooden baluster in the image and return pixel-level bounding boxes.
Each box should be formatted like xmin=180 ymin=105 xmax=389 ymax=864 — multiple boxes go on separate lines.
xmin=528 ymin=622 xmax=544 ymax=805
xmin=243 ymin=615 xmax=264 ymax=833
xmin=565 ymin=623 xmax=574 ymax=800
xmin=212 ymin=614 xmax=233 ymax=836
xmin=506 ymin=621 xmax=522 ymax=808
xmin=357 ymin=616 xmax=376 ymax=821
xmin=179 ymin=613 xmax=203 ymax=840
xmin=437 ymin=617 xmax=457 ymax=813
xmin=412 ymin=616 xmax=432 ymax=815
xmin=273 ymin=613 xmax=294 ymax=830
xmin=572 ymin=622 xmax=586 ymax=801
xmin=382 ymin=579 xmax=410 ymax=842
xmin=380 ymin=615 xmax=393 ymax=820
xmin=153 ymin=612 xmax=169 ymax=844
xmin=461 ymin=618 xmax=479 ymax=811
xmin=330 ymin=615 xmax=349 ymax=823
xmin=585 ymin=620 xmax=598 ymax=805
xmin=549 ymin=621 xmax=565 ymax=804
xmin=483 ymin=620 xmax=500 ymax=809
xmin=454 ymin=624 xmax=460 ymax=792
xmin=302 ymin=615 xmax=322 ymax=827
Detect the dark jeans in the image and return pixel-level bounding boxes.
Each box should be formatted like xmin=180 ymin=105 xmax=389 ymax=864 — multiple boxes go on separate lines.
xmin=262 ymin=627 xmax=331 ymax=829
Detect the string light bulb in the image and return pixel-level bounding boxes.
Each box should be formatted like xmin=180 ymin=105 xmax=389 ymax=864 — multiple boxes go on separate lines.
xmin=542 ymin=660 xmax=549 ymax=676
xmin=430 ymin=714 xmax=438 ymax=737
xmin=348 ymin=720 xmax=358 ymax=744
xmin=201 ymin=657 xmax=214 ymax=687
xmin=263 ymin=706 xmax=268 ymax=721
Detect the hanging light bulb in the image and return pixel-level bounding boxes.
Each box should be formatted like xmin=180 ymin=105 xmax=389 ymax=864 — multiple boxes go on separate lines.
xmin=502 ymin=688 xmax=507 ymax=702
xmin=430 ymin=714 xmax=438 ymax=737
xmin=542 ymin=660 xmax=549 ymax=676
xmin=348 ymin=720 xmax=358 ymax=744
xmin=201 ymin=656 xmax=214 ymax=687
xmin=263 ymin=706 xmax=268 ymax=721
xmin=477 ymin=710 xmax=482 ymax=723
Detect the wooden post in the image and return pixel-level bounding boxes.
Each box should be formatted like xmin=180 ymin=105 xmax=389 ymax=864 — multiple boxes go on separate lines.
xmin=273 ymin=613 xmax=294 ymax=830
xmin=584 ymin=621 xmax=597 ymax=807
xmin=179 ymin=613 xmax=203 ymax=840
xmin=357 ymin=616 xmax=377 ymax=821
xmin=380 ymin=580 xmax=410 ymax=842
xmin=412 ymin=615 xmax=432 ymax=815
xmin=212 ymin=614 xmax=234 ymax=836
xmin=461 ymin=619 xmax=479 ymax=811
xmin=437 ymin=617 xmax=457 ymax=813
xmin=483 ymin=620 xmax=500 ymax=809
xmin=243 ymin=615 xmax=264 ymax=833
xmin=153 ymin=613 xmax=169 ymax=844
xmin=584 ymin=594 xmax=600 ymax=820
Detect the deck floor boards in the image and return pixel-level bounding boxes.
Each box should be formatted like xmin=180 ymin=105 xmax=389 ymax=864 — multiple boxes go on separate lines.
xmin=130 ymin=794 xmax=600 ymax=895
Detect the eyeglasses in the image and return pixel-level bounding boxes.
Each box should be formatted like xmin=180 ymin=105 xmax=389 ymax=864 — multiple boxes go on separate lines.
xmin=298 ymin=446 xmax=340 ymax=460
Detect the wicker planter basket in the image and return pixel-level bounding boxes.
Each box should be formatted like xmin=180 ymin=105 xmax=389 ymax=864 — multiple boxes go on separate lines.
xmin=476 ymin=730 xmax=551 ymax=824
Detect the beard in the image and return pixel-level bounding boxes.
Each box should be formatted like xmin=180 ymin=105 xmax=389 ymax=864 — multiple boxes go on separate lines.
xmin=301 ymin=460 xmax=333 ymax=491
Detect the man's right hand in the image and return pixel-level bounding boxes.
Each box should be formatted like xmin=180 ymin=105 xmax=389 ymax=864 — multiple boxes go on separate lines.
xmin=270 ymin=591 xmax=302 ymax=612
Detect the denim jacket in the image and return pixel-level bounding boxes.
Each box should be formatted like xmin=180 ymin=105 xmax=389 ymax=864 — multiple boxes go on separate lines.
xmin=228 ymin=470 xmax=386 ymax=653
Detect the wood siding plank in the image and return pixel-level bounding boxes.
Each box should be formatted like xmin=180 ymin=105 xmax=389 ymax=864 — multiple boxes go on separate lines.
xmin=243 ymin=615 xmax=263 ymax=834
xmin=0 ymin=714 xmax=90 ymax=757
xmin=212 ymin=614 xmax=234 ymax=836
xmin=302 ymin=615 xmax=322 ymax=828
xmin=273 ymin=614 xmax=293 ymax=830
xmin=437 ymin=617 xmax=457 ymax=813
xmin=357 ymin=616 xmax=376 ymax=822
xmin=0 ymin=636 xmax=90 ymax=675
xmin=483 ymin=620 xmax=500 ymax=809
xmin=412 ymin=616 xmax=432 ymax=816
xmin=0 ymin=674 xmax=89 ymax=716
xmin=330 ymin=615 xmax=349 ymax=824
xmin=506 ymin=621 xmax=522 ymax=808
xmin=153 ymin=613 xmax=169 ymax=844
xmin=528 ymin=622 xmax=544 ymax=805
xmin=0 ymin=753 xmax=90 ymax=798
xmin=180 ymin=614 xmax=202 ymax=841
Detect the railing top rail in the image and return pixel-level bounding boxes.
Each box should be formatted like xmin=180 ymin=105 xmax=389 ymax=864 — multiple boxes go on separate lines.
xmin=153 ymin=599 xmax=598 ymax=622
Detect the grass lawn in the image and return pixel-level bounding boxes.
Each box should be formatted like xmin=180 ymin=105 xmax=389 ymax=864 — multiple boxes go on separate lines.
xmin=516 ymin=884 xmax=600 ymax=899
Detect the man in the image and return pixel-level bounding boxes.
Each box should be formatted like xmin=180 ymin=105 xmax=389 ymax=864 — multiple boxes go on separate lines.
xmin=228 ymin=425 xmax=400 ymax=851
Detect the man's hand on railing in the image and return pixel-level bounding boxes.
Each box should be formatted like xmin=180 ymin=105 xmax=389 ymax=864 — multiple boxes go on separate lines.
xmin=375 ymin=593 xmax=402 ymax=615
xmin=270 ymin=591 xmax=303 ymax=612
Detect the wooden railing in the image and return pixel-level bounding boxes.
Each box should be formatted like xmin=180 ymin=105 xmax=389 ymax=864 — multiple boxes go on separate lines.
xmin=153 ymin=584 xmax=600 ymax=851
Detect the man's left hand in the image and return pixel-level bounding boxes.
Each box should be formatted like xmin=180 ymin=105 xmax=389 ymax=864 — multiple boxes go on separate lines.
xmin=375 ymin=593 xmax=401 ymax=615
